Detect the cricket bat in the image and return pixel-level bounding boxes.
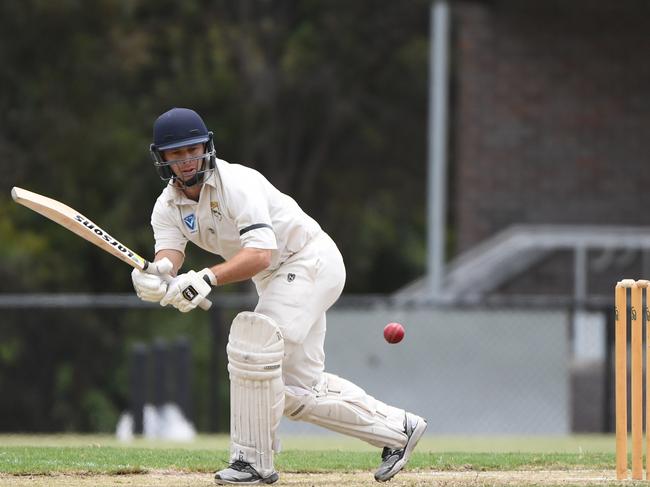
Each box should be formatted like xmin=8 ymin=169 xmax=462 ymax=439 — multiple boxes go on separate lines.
xmin=11 ymin=187 xmax=212 ymax=311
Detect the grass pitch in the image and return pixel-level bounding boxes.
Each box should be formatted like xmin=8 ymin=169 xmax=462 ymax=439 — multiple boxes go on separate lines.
xmin=0 ymin=434 xmax=625 ymax=486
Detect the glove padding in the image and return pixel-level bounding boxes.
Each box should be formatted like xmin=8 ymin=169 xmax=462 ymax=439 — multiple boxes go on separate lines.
xmin=160 ymin=268 xmax=214 ymax=313
xmin=131 ymin=258 xmax=174 ymax=303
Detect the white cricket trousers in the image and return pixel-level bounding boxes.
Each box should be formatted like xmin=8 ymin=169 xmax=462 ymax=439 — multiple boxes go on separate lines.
xmin=254 ymin=231 xmax=408 ymax=450
xmin=254 ymin=231 xmax=345 ymax=389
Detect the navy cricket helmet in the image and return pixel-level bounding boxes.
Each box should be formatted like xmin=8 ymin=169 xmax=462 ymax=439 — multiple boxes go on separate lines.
xmin=149 ymin=108 xmax=216 ymax=187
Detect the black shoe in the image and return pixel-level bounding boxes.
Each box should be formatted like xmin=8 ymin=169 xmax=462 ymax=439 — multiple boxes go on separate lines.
xmin=214 ymin=460 xmax=279 ymax=485
xmin=374 ymin=412 xmax=427 ymax=482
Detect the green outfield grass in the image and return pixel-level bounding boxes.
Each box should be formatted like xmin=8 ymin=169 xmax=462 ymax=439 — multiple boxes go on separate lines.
xmin=0 ymin=433 xmax=617 ymax=452
xmin=0 ymin=434 xmax=618 ymax=475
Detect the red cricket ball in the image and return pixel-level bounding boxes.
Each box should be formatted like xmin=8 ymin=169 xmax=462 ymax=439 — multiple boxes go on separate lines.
xmin=383 ymin=322 xmax=405 ymax=344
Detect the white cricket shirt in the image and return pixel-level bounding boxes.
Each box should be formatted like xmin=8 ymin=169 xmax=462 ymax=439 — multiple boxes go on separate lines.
xmin=151 ymin=158 xmax=321 ymax=280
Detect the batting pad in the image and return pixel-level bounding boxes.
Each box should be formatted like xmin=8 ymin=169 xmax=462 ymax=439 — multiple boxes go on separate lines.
xmin=284 ymin=373 xmax=408 ymax=449
xmin=227 ymin=312 xmax=284 ymax=477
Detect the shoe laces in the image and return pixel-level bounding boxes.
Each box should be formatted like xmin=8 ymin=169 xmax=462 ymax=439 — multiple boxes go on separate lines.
xmin=381 ymin=447 xmax=398 ymax=461
xmin=229 ymin=460 xmax=252 ymax=471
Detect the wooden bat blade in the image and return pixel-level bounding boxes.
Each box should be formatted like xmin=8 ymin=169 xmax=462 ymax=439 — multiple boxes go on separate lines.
xmin=12 ymin=186 xmax=148 ymax=270
xmin=11 ymin=187 xmax=212 ymax=311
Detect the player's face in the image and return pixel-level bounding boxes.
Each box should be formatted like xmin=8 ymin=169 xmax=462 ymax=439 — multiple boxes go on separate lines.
xmin=162 ymin=144 xmax=204 ymax=181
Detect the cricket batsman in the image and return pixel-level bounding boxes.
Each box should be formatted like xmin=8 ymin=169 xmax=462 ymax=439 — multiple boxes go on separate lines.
xmin=131 ymin=107 xmax=427 ymax=484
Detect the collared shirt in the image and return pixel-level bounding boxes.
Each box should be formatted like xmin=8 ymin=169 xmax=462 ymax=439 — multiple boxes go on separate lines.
xmin=151 ymin=158 xmax=321 ymax=281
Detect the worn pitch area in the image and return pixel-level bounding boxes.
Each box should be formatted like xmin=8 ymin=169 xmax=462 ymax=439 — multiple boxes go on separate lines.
xmin=0 ymin=470 xmax=622 ymax=486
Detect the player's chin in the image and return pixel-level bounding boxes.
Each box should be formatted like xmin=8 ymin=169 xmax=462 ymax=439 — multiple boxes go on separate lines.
xmin=174 ymin=171 xmax=197 ymax=183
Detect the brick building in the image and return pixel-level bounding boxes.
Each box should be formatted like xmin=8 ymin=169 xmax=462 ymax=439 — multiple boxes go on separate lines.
xmin=449 ymin=0 xmax=650 ymax=299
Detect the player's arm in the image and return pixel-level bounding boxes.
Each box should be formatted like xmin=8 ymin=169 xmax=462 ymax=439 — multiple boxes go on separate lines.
xmin=160 ymin=247 xmax=271 ymax=312
xmin=208 ymin=247 xmax=272 ymax=286
xmin=157 ymin=242 xmax=272 ymax=313
xmin=154 ymin=249 xmax=185 ymax=276
xmin=135 ymin=196 xmax=207 ymax=307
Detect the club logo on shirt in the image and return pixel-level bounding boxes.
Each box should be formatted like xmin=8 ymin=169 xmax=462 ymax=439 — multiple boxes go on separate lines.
xmin=183 ymin=214 xmax=197 ymax=231
xmin=210 ymin=201 xmax=223 ymax=221
xmin=287 ymin=273 xmax=296 ymax=283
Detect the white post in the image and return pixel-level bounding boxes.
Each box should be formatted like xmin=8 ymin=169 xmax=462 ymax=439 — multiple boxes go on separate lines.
xmin=427 ymin=0 xmax=451 ymax=299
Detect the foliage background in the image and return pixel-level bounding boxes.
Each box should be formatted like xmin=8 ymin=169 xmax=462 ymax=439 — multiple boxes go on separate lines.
xmin=0 ymin=0 xmax=430 ymax=431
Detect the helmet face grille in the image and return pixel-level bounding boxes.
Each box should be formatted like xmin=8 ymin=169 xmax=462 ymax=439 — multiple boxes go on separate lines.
xmin=150 ymin=108 xmax=216 ymax=188
xmin=150 ymin=132 xmax=216 ymax=188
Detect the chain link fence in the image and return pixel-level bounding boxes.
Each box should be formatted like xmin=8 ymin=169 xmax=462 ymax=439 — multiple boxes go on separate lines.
xmin=0 ymin=294 xmax=612 ymax=435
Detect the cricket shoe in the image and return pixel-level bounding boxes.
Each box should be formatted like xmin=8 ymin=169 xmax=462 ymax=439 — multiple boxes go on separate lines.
xmin=214 ymin=460 xmax=279 ymax=485
xmin=374 ymin=412 xmax=427 ymax=482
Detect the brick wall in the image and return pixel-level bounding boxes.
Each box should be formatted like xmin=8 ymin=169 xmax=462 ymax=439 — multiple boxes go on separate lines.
xmin=453 ymin=0 xmax=650 ymax=259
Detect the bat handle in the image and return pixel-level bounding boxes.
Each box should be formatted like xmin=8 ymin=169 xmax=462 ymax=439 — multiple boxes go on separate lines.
xmin=198 ymin=296 xmax=213 ymax=311
xmin=159 ymin=272 xmax=213 ymax=312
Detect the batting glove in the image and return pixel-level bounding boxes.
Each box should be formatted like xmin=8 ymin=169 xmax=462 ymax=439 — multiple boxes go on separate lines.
xmin=131 ymin=258 xmax=174 ymax=303
xmin=160 ymin=268 xmax=215 ymax=312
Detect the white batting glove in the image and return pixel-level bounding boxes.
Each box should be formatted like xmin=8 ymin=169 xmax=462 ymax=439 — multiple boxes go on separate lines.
xmin=131 ymin=258 xmax=174 ymax=303
xmin=160 ymin=268 xmax=215 ymax=312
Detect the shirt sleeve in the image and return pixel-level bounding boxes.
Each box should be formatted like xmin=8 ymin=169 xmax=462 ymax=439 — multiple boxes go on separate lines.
xmin=151 ymin=200 xmax=188 ymax=255
xmin=224 ymin=172 xmax=278 ymax=250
